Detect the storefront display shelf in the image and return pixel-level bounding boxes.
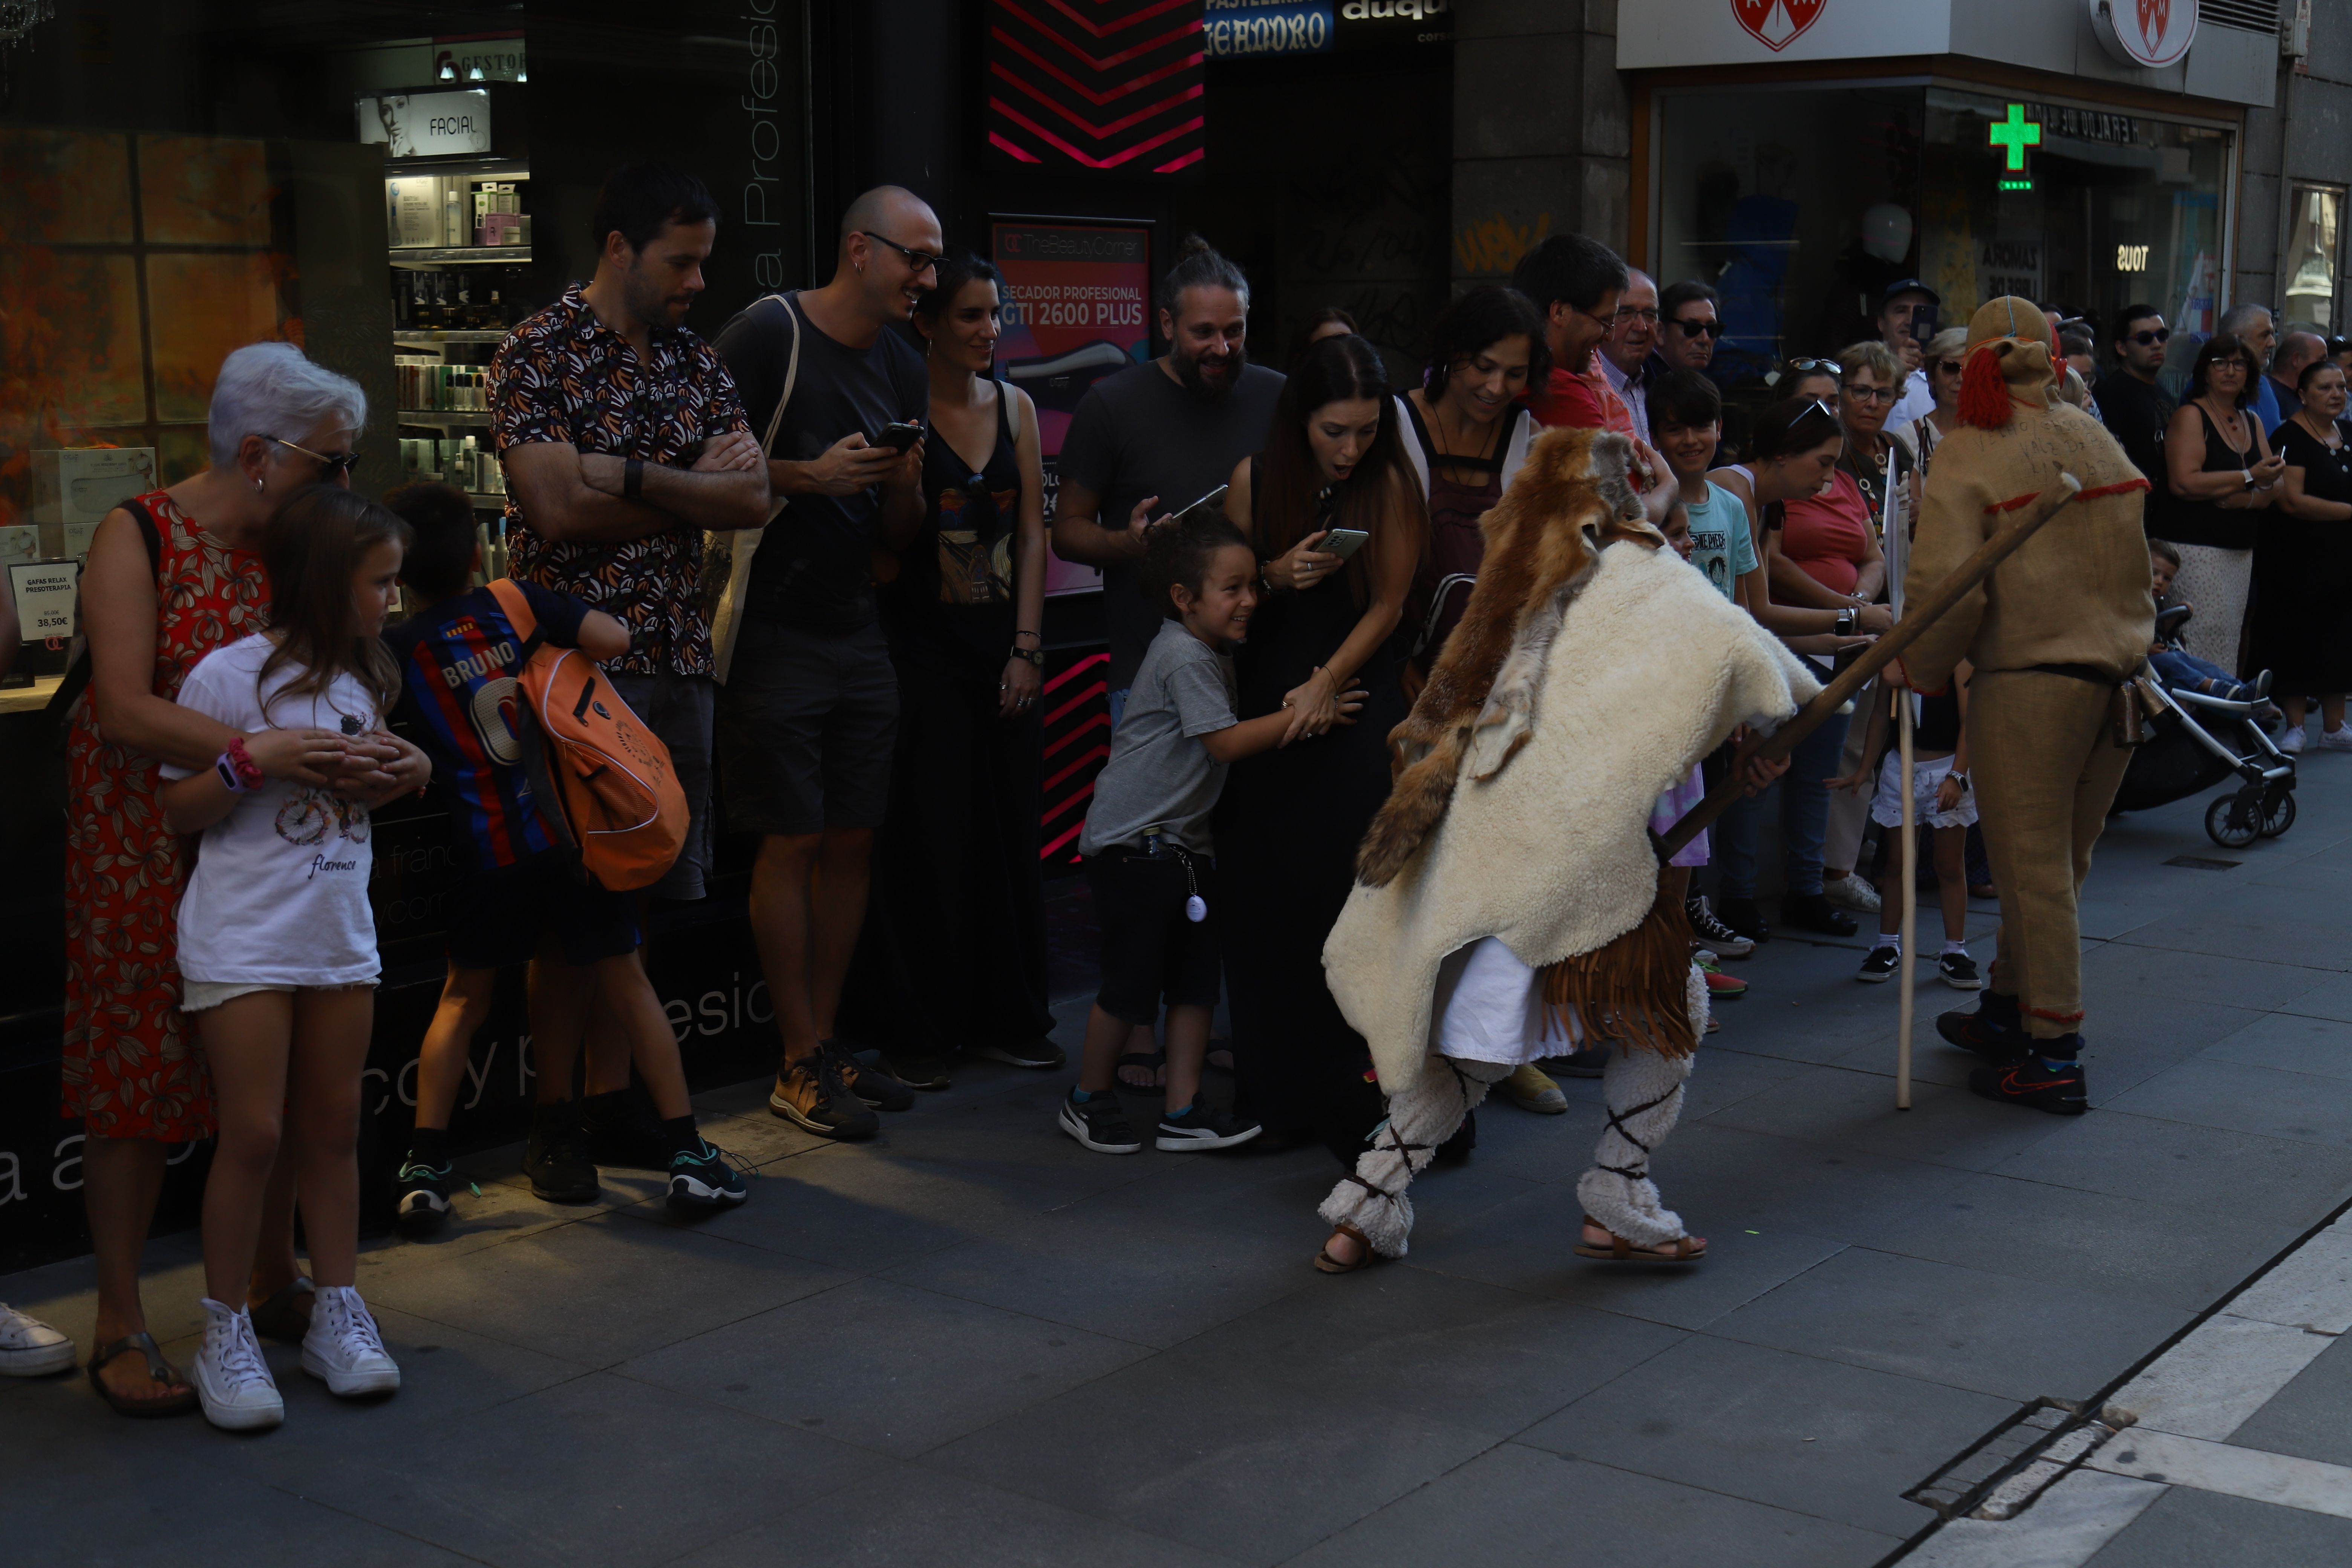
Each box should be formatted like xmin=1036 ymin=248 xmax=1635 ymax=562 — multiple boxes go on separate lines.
xmin=397 ymin=409 xmax=494 ymax=426
xmin=395 ymin=329 xmax=510 ymax=345
xmin=0 ymin=675 xmax=65 ymax=717
xmin=390 ymin=247 xmax=533 ymax=267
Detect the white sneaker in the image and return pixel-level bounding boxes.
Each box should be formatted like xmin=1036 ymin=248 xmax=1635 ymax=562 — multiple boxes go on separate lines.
xmin=300 ymin=1285 xmax=400 ymax=1396
xmin=2280 ymin=726 xmax=2308 ymax=754
xmin=2319 ymin=727 xmax=2352 ymax=752
xmin=193 ymin=1298 xmax=283 ymax=1430
xmin=1824 ymin=873 xmax=1882 ymax=914
xmin=0 ymin=1303 xmax=76 ymax=1377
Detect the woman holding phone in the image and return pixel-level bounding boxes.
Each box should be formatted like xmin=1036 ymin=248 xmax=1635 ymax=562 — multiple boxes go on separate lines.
xmin=1216 ymin=333 xmax=1427 ymax=1165
xmin=853 ymin=253 xmax=1057 ymax=1086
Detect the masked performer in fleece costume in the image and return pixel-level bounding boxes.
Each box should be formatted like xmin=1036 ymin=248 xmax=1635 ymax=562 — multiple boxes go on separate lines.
xmin=1312 ymin=425 xmax=1812 ymax=1271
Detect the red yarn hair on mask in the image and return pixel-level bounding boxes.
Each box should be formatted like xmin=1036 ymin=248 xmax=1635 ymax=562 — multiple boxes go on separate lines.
xmin=1958 ymin=343 xmax=2014 ymax=429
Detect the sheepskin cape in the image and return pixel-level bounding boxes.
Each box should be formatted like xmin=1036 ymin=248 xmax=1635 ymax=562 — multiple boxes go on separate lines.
xmin=1323 ymin=434 xmax=1815 ymax=1096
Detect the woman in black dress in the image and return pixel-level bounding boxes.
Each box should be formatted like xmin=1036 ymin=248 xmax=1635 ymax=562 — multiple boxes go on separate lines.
xmin=856 ymin=254 xmax=1057 ymax=1083
xmin=2164 ymin=332 xmax=2284 ymax=672
xmin=1218 ymin=334 xmax=1427 ymax=1164
xmin=2253 ymin=358 xmax=2352 ymax=751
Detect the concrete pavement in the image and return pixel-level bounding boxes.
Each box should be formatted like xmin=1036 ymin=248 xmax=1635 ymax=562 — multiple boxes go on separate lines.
xmin=6 ymin=749 xmax=2352 ymax=1567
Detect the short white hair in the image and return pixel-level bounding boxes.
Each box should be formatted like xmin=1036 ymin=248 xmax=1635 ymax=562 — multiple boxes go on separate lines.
xmin=207 ymin=341 xmax=368 ymax=467
xmin=2217 ymin=302 xmax=2273 ymax=338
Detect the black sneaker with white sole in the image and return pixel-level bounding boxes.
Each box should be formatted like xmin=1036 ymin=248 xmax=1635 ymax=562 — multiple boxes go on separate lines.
xmin=1856 ymin=945 xmax=1900 ymax=983
xmin=1938 ymin=951 xmax=1983 ymax=989
xmin=1155 ymin=1101 xmax=1263 ymax=1152
xmin=823 ymin=1040 xmax=914 ymax=1112
xmin=1058 ymin=1092 xmax=1143 ymax=1154
xmin=523 ymin=1102 xmax=599 ymax=1204
xmin=392 ymin=1160 xmax=451 ymax=1236
xmin=667 ymin=1139 xmax=750 ymax=1211
xmin=973 ymin=1038 xmax=1067 ymax=1070
xmin=1685 ymin=896 xmax=1755 ymax=958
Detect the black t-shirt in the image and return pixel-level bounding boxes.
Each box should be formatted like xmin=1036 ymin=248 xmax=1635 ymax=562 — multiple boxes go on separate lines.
xmin=714 ymin=292 xmax=928 ymax=633
xmin=1057 ymin=359 xmax=1285 ymax=691
xmin=2098 ymin=373 xmax=2175 ymax=530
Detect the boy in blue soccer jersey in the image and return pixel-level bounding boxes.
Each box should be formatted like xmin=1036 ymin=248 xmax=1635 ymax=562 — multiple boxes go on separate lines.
xmin=382 ymin=485 xmax=746 ymax=1228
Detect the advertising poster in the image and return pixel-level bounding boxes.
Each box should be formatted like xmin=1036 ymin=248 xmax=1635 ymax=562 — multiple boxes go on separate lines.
xmin=991 ymin=219 xmax=1153 ymax=597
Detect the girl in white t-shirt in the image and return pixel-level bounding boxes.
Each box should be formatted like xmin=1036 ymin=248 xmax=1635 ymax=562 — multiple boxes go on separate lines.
xmin=159 ymin=487 xmax=415 ymax=1430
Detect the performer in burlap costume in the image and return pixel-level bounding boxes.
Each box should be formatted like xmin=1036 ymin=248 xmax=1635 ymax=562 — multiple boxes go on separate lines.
xmin=1309 ymin=425 xmax=1810 ymax=1271
xmin=1894 ymin=296 xmax=2156 ymax=1115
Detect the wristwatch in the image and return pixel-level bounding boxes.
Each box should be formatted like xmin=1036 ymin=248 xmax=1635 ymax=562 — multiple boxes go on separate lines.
xmin=1010 ymin=646 xmax=1044 ymax=668
xmin=2241 ymin=469 xmax=2257 ymax=492
xmin=1947 ymin=771 xmax=1969 ymax=792
xmin=1834 ymin=607 xmax=1857 ymax=636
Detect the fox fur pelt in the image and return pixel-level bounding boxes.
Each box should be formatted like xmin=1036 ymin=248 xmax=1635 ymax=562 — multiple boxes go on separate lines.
xmin=1358 ymin=426 xmax=1652 ymax=888
xmin=1323 ymin=427 xmax=1816 ymax=1097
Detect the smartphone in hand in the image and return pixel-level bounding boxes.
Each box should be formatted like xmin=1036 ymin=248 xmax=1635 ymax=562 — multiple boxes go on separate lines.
xmin=873 ymin=421 xmax=924 ymax=453
xmin=1317 ymin=528 xmax=1371 ymax=561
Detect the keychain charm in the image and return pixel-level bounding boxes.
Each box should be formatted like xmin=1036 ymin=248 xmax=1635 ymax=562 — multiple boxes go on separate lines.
xmin=1185 ymin=894 xmax=1207 ymax=923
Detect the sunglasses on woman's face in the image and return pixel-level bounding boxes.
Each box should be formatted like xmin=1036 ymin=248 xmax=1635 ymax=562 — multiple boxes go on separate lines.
xmin=270 ymin=436 xmax=361 ymax=477
xmin=2211 ymin=358 xmax=2249 ymax=373
xmin=1785 ymin=358 xmax=1840 ymax=376
xmin=1935 ymin=358 xmax=1964 ymax=376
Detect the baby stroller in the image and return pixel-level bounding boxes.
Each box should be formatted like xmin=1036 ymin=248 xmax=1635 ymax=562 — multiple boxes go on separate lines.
xmin=2112 ymin=606 xmax=2297 ymax=848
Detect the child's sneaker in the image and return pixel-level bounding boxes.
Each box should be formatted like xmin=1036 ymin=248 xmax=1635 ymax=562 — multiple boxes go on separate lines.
xmin=668 ymin=1138 xmax=750 ymax=1211
xmin=193 ymin=1299 xmax=283 ymax=1430
xmin=1696 ymin=955 xmax=1747 ymax=998
xmin=1856 ymin=945 xmax=1900 ymax=983
xmin=1938 ymin=951 xmax=1983 ymax=989
xmin=1058 ymin=1092 xmax=1143 ymax=1155
xmin=0 ymin=1303 xmax=75 ymax=1377
xmin=392 ymin=1159 xmax=452 ymax=1237
xmin=300 ymin=1285 xmax=400 ymax=1397
xmin=1156 ymin=1101 xmax=1263 ymax=1152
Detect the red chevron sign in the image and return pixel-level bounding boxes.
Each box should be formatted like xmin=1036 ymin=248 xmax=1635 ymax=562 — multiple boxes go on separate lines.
xmin=986 ymin=0 xmax=1208 ymax=173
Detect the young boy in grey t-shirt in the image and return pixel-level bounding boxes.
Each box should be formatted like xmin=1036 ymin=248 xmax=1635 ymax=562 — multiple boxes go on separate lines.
xmin=1060 ymin=510 xmax=1365 ymax=1156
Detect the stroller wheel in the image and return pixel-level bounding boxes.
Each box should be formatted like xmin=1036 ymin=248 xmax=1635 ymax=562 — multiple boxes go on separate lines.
xmin=2260 ymin=789 xmax=2298 ymax=839
xmin=2206 ymin=792 xmax=2261 ymax=849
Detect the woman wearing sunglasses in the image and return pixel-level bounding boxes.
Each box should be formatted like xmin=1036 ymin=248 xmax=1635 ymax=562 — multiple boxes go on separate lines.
xmin=2164 ymin=331 xmax=2285 ymax=672
xmin=859 ymin=253 xmax=1058 ymax=1088
xmin=1905 ymin=328 xmax=1971 ymax=473
xmin=57 ymin=342 xmax=426 ymax=1417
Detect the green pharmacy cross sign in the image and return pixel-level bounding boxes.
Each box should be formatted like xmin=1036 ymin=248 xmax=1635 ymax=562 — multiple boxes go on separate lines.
xmin=1991 ymin=103 xmax=2040 ymax=191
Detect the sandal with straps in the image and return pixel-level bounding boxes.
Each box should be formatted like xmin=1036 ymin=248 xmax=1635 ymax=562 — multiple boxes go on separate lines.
xmin=1573 ymin=1215 xmax=1707 ymax=1264
xmin=1314 ymin=1222 xmax=1382 ymax=1275
xmin=87 ymin=1332 xmax=199 ymax=1418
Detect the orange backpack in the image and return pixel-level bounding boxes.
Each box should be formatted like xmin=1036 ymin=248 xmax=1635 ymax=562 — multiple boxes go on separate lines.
xmin=487 ymin=579 xmax=687 ymax=892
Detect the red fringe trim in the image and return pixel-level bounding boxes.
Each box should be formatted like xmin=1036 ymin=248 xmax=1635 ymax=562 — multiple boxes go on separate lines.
xmin=1981 ymin=490 xmax=2043 ymax=514
xmin=2072 ymin=478 xmax=2151 ymax=501
xmin=2026 ymin=1005 xmax=2086 ymax=1024
xmin=1957 ymin=343 xmax=2014 ymax=429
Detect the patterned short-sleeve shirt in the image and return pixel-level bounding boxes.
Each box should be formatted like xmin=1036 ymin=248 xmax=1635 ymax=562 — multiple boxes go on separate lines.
xmin=491 ymin=284 xmax=752 ymax=677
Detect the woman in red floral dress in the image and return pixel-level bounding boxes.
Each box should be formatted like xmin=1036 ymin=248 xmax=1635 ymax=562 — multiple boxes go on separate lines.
xmin=64 ymin=343 xmax=427 ymax=1413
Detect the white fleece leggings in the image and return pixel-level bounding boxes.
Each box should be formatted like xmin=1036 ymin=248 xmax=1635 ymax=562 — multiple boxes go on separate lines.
xmin=1317 ymin=1042 xmax=1698 ymax=1259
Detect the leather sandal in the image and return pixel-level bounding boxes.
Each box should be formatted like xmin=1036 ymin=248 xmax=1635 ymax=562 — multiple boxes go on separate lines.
xmin=249 ymin=1276 xmax=315 ymax=1343
xmin=87 ymin=1332 xmax=198 ymax=1418
xmin=1573 ymin=1215 xmax=1707 ymax=1264
xmin=1313 ymin=1222 xmax=1381 ymax=1274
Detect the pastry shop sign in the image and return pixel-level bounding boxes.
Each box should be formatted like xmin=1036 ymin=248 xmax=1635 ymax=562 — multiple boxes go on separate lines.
xmin=2089 ymin=0 xmax=2196 ymax=68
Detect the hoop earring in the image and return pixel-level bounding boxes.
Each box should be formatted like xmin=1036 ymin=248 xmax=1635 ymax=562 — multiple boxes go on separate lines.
xmin=255 ymin=478 xmax=265 ymax=492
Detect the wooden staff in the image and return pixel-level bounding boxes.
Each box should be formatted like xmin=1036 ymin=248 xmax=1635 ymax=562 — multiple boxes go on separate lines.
xmin=1657 ymin=472 xmax=2082 ymax=859
xmin=1896 ymin=690 xmax=1917 ymax=1110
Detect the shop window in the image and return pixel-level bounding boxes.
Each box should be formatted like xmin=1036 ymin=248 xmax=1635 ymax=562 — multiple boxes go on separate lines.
xmin=1651 ymin=85 xmax=2233 ymax=384
xmin=1922 ymin=89 xmax=2230 ymax=342
xmin=2281 ymin=184 xmax=2343 ymax=334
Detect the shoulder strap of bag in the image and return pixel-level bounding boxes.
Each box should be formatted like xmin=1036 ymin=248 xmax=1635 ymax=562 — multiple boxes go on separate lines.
xmin=762 ymin=294 xmax=803 ymax=456
xmin=486 ymin=577 xmax=544 ymax=658
xmin=44 ymin=497 xmax=164 ymax=730
xmin=1001 ymin=376 xmax=1020 ymax=445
